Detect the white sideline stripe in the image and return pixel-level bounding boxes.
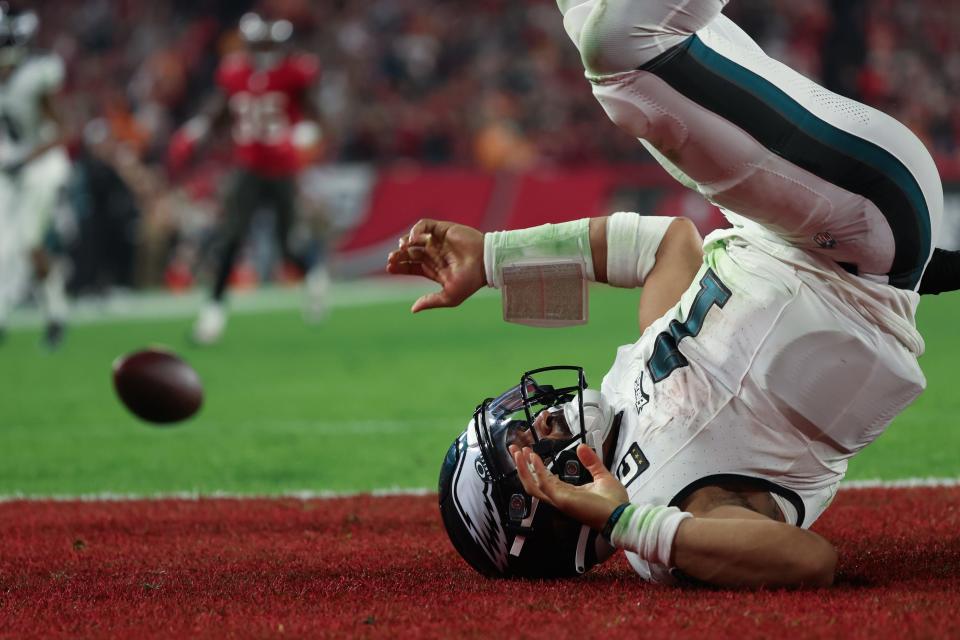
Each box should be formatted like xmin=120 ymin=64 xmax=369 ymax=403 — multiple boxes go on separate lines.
xmin=4 ymin=278 xmax=484 ymax=329
xmin=1 ymin=478 xmax=958 ymax=503
xmin=840 ymin=478 xmax=960 ymax=489
xmin=0 ymin=488 xmax=436 ymax=503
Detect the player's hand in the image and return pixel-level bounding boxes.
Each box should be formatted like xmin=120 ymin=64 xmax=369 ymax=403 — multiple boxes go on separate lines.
xmin=510 ymin=443 xmax=629 ymax=531
xmin=386 ymin=219 xmax=486 ymax=313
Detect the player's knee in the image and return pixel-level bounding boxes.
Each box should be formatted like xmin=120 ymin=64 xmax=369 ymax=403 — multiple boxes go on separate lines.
xmin=578 ymin=0 xmax=694 ymax=74
xmin=578 ymin=0 xmax=640 ymax=75
xmin=558 ymin=0 xmax=593 ymax=14
xmin=579 ymin=0 xmax=728 ymax=74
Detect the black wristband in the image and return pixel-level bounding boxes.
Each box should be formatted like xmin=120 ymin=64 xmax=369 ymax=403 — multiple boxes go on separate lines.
xmin=601 ymin=502 xmax=631 ymax=544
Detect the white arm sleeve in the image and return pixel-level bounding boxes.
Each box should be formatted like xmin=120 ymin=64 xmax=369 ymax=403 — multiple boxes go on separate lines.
xmin=605 ymin=212 xmax=675 ymax=288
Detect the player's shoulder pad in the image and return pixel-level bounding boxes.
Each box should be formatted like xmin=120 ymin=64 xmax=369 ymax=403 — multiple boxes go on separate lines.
xmin=24 ymin=52 xmax=66 ymax=94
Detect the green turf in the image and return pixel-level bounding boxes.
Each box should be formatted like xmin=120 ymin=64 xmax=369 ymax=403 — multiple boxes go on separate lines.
xmin=1 ymin=284 xmax=958 ymax=496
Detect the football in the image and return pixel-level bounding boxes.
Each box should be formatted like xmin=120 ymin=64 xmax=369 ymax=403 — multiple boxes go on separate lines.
xmin=112 ymin=348 xmax=204 ymax=424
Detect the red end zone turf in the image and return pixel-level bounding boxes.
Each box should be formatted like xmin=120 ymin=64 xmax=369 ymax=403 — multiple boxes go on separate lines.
xmin=1 ymin=488 xmax=959 ymax=639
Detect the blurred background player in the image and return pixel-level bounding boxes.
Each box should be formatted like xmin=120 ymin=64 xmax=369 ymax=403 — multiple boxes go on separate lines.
xmin=168 ymin=12 xmax=328 ymax=346
xmin=0 ymin=5 xmax=70 ymax=348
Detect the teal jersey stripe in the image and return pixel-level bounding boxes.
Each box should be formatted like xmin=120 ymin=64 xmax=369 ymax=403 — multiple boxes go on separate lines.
xmin=686 ymin=36 xmax=931 ymax=286
xmin=642 ymin=34 xmax=932 ymax=288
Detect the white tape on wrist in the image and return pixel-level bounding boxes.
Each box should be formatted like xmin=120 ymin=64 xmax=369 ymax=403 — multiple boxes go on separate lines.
xmin=610 ymin=504 xmax=692 ymax=568
xmin=483 ymin=220 xmax=594 ymax=327
xmin=483 ymin=219 xmax=594 ymax=288
xmin=605 ymin=212 xmax=675 ymax=289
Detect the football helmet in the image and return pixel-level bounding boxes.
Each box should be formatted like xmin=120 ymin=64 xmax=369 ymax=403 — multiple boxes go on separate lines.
xmin=239 ymin=13 xmax=293 ymax=45
xmin=0 ymin=5 xmax=37 ymax=68
xmin=239 ymin=13 xmax=292 ymax=70
xmin=438 ymin=366 xmax=621 ymax=578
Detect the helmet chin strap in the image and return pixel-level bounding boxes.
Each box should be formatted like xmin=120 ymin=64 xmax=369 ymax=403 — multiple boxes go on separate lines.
xmin=530 ymin=434 xmax=576 ymax=462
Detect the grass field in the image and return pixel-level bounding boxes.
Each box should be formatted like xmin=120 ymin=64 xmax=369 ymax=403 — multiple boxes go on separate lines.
xmin=2 ymin=280 xmax=959 ymax=497
xmin=3 ymin=281 xmax=960 ymax=639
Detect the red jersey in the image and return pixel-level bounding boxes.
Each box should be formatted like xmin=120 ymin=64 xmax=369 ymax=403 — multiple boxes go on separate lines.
xmin=216 ymin=52 xmax=320 ymax=177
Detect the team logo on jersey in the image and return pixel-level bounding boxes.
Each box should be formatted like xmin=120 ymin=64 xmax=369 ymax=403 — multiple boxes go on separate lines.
xmin=616 ymin=443 xmax=650 ymax=488
xmin=814 ymin=232 xmax=837 ymax=249
xmin=634 ymin=371 xmax=650 ymax=414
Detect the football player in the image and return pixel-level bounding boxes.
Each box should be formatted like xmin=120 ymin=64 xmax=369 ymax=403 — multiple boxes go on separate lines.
xmin=169 ymin=12 xmax=328 ymax=345
xmin=386 ymin=1 xmax=955 ymax=588
xmin=0 ymin=6 xmax=70 ymax=348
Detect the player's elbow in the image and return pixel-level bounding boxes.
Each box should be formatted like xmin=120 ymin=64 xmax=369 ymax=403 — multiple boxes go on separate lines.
xmin=666 ymin=217 xmax=703 ymax=253
xmin=660 ymin=217 xmax=704 ymax=267
xmin=791 ymin=538 xmax=837 ymax=588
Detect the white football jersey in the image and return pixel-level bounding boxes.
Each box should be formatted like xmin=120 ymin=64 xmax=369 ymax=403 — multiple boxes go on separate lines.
xmin=0 ymin=53 xmax=64 ymax=162
xmin=601 ymin=224 xmax=926 ymax=583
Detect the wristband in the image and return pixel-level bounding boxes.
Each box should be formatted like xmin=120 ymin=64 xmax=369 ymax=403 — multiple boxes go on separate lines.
xmin=610 ymin=504 xmax=692 ymax=567
xmin=484 ymin=220 xmax=594 ymax=327
xmin=601 ymin=502 xmax=631 ymax=544
xmin=483 ymin=219 xmax=594 ymax=288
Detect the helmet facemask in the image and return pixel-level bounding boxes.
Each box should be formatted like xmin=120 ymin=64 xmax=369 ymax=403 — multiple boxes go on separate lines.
xmin=476 ymin=366 xmax=591 ymax=505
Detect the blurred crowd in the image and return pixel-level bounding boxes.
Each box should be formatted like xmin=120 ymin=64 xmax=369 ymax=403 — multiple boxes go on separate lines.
xmin=19 ymin=0 xmax=960 ymax=293
xmin=34 ymin=0 xmax=960 ymax=168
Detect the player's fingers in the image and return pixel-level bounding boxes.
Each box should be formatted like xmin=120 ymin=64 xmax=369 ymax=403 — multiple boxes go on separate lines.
xmin=397 ymin=236 xmax=429 ymax=257
xmin=411 ymin=290 xmax=456 ymax=313
xmin=386 ymin=260 xmax=429 ymax=278
xmin=513 ymin=447 xmax=548 ymax=501
xmin=393 ymin=241 xmax=444 ymax=273
xmin=407 ymin=232 xmax=433 ymax=247
xmin=387 ymin=247 xmax=440 ymax=282
xmin=389 ymin=244 xmax=440 ymax=271
xmin=419 ymin=261 xmax=440 ymax=282
xmin=514 ymin=448 xmax=553 ymax=504
xmin=408 ymin=219 xmax=440 ymax=242
xmin=528 ymin=449 xmax=549 ymax=476
xmin=576 ymin=444 xmax=609 ymax=478
xmin=389 ymin=242 xmax=426 ymax=260
xmin=405 ymin=245 xmax=431 ymax=263
xmin=387 ymin=249 xmax=411 ymax=266
xmin=386 ymin=248 xmax=418 ymax=268
xmin=528 ymin=450 xmax=562 ymax=500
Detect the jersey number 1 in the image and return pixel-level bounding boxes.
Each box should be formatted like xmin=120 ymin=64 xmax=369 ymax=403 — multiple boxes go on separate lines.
xmin=647 ymin=268 xmax=732 ymax=383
